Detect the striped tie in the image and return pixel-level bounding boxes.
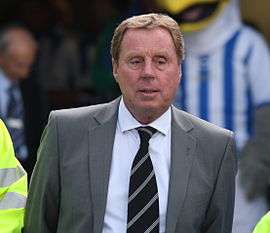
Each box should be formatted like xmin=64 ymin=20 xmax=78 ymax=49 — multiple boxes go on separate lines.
xmin=127 ymin=126 xmax=159 ymax=233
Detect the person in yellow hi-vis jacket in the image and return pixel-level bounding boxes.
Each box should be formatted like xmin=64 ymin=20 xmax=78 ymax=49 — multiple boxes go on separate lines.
xmin=253 ymin=212 xmax=270 ymax=233
xmin=0 ymin=119 xmax=27 ymax=233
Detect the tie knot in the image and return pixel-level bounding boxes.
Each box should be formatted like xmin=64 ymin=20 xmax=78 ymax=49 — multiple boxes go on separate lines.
xmin=137 ymin=126 xmax=157 ymax=144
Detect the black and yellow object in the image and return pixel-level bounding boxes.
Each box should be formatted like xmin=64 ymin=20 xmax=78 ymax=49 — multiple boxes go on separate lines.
xmin=155 ymin=0 xmax=229 ymax=31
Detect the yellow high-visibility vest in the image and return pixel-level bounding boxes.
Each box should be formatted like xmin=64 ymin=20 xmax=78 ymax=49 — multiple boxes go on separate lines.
xmin=253 ymin=212 xmax=270 ymax=233
xmin=0 ymin=119 xmax=27 ymax=233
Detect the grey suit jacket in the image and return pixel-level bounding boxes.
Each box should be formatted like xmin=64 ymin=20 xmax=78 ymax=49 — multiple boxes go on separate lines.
xmin=24 ymin=97 xmax=237 ymax=233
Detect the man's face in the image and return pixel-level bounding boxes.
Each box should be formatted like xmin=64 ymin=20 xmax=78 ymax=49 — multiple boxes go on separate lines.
xmin=113 ymin=27 xmax=181 ymax=123
xmin=0 ymin=45 xmax=36 ymax=81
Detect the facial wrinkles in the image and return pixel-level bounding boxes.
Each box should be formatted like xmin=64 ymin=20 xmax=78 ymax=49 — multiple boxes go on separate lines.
xmin=124 ymin=30 xmax=176 ymax=87
xmin=115 ymin=28 xmax=180 ymax=124
xmin=122 ymin=28 xmax=176 ymax=57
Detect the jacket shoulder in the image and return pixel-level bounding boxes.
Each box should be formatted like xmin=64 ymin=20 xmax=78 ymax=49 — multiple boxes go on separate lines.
xmin=48 ymin=98 xmax=120 ymax=128
xmin=173 ymin=107 xmax=233 ymax=142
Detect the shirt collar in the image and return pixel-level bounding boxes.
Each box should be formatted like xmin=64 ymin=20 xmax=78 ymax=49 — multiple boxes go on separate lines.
xmin=118 ymin=97 xmax=171 ymax=136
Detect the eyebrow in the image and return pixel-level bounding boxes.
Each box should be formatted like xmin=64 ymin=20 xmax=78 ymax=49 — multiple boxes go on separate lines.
xmin=124 ymin=50 xmax=170 ymax=58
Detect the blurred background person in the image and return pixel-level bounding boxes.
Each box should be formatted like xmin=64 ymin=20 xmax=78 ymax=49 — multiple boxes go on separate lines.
xmin=0 ymin=119 xmax=27 ymax=233
xmin=153 ymin=0 xmax=270 ymax=232
xmin=0 ymin=26 xmax=48 ymax=176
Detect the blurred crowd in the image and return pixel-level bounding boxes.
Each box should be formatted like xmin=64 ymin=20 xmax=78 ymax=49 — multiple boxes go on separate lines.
xmin=0 ymin=0 xmax=130 ymax=108
xmin=0 ymin=0 xmax=270 ymax=232
xmin=0 ymin=0 xmax=181 ymax=175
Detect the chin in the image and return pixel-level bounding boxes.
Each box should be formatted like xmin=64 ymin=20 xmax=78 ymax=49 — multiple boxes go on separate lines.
xmin=136 ymin=101 xmax=158 ymax=111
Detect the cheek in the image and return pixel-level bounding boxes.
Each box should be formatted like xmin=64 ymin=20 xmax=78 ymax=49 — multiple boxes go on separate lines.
xmin=118 ymin=68 xmax=138 ymax=87
xmin=117 ymin=73 xmax=136 ymax=95
xmin=162 ymin=73 xmax=180 ymax=94
xmin=164 ymin=82 xmax=178 ymax=99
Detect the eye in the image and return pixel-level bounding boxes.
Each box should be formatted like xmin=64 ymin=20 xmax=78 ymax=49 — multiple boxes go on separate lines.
xmin=128 ymin=57 xmax=143 ymax=69
xmin=130 ymin=59 xmax=141 ymax=64
xmin=157 ymin=58 xmax=166 ymax=65
xmin=154 ymin=56 xmax=168 ymax=70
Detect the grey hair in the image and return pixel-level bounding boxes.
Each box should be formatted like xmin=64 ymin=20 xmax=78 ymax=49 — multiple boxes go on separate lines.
xmin=111 ymin=13 xmax=185 ymax=64
xmin=0 ymin=26 xmax=37 ymax=54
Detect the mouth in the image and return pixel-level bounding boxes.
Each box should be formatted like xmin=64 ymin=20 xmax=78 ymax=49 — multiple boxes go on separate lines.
xmin=138 ymin=89 xmax=159 ymax=93
xmin=137 ymin=89 xmax=160 ymax=97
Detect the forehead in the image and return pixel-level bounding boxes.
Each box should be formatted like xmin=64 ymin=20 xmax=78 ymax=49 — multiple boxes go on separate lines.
xmin=7 ymin=44 xmax=36 ymax=57
xmin=120 ymin=27 xmax=176 ymax=55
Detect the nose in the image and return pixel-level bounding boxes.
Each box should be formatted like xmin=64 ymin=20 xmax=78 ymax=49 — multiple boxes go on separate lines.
xmin=140 ymin=59 xmax=156 ymax=78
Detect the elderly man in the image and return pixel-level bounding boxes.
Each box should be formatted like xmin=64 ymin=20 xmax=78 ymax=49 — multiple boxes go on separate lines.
xmin=0 ymin=26 xmax=47 ymax=175
xmin=24 ymin=13 xmax=237 ymax=233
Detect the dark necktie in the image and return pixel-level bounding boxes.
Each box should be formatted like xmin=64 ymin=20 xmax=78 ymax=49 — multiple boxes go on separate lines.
xmin=6 ymin=84 xmax=27 ymax=160
xmin=127 ymin=126 xmax=159 ymax=233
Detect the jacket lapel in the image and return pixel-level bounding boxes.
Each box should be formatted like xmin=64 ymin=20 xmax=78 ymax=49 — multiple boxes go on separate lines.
xmin=88 ymin=98 xmax=119 ymax=233
xmin=165 ymin=107 xmax=197 ymax=233
xmin=88 ymin=102 xmax=197 ymax=233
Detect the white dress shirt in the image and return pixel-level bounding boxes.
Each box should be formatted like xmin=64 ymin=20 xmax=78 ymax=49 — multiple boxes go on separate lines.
xmin=102 ymin=98 xmax=172 ymax=233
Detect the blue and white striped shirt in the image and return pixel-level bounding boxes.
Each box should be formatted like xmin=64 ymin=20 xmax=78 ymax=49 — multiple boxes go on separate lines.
xmin=175 ymin=26 xmax=270 ymax=149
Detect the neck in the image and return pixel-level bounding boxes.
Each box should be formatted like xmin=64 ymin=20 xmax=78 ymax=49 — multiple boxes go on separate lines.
xmin=129 ymin=106 xmax=169 ymax=125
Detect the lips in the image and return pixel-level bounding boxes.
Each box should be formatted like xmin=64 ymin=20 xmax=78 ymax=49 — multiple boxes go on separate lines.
xmin=137 ymin=89 xmax=160 ymax=99
xmin=138 ymin=89 xmax=159 ymax=93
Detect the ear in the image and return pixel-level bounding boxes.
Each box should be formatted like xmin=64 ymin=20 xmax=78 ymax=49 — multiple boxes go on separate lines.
xmin=112 ymin=59 xmax=119 ymax=82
